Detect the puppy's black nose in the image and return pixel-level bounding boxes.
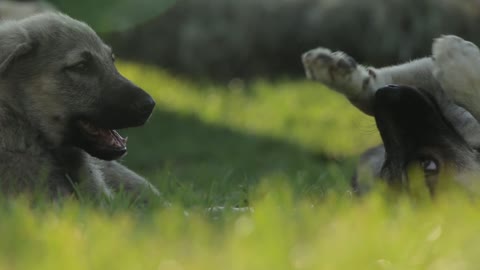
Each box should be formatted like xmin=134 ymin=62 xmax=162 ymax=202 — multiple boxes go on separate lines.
xmin=376 ymin=85 xmax=408 ymax=104
xmin=134 ymin=96 xmax=155 ymax=117
xmin=375 ymin=85 xmax=425 ymax=114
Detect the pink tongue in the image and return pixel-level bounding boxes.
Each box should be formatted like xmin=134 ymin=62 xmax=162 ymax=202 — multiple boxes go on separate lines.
xmin=80 ymin=121 xmax=127 ymax=148
xmin=98 ymin=129 xmax=126 ymax=148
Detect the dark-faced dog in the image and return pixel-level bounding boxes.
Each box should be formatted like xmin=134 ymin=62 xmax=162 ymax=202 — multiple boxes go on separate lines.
xmin=303 ymin=35 xmax=480 ymax=195
xmin=355 ymin=85 xmax=480 ymax=195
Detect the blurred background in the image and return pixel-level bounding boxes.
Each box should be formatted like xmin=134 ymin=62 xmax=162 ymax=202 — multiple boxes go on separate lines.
xmin=2 ymin=0 xmax=480 ymax=205
xmin=3 ymin=0 xmax=480 ymax=81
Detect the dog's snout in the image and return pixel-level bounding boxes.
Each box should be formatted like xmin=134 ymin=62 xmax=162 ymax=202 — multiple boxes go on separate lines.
xmin=134 ymin=96 xmax=155 ymax=116
xmin=93 ymin=78 xmax=156 ymax=128
xmin=116 ymin=77 xmax=155 ymax=118
xmin=375 ymin=84 xmax=414 ymax=105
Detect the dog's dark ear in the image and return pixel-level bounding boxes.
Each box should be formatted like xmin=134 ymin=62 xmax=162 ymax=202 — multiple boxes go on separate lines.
xmin=0 ymin=32 xmax=36 ymax=76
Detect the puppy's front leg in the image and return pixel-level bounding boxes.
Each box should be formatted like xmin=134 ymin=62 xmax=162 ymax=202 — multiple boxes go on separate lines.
xmin=100 ymin=160 xmax=160 ymax=198
xmin=302 ymin=48 xmax=437 ymax=115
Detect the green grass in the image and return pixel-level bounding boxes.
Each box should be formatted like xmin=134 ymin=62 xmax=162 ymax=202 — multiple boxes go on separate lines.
xmin=117 ymin=62 xmax=380 ymax=207
xmin=4 ymin=62 xmax=480 ymax=269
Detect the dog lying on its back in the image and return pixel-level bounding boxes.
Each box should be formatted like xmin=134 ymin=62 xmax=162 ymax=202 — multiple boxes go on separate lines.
xmin=302 ymin=35 xmax=480 ymax=195
xmin=0 ymin=12 xmax=159 ymax=199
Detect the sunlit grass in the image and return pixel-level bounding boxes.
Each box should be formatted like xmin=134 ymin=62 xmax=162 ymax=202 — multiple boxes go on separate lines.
xmin=2 ymin=62 xmax=478 ymax=269
xmin=1 ymin=185 xmax=480 ymax=269
xmin=118 ymin=62 xmax=380 ymax=157
xmin=113 ymin=61 xmax=382 ymax=206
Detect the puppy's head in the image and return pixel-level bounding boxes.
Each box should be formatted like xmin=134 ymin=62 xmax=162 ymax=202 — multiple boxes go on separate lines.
xmin=373 ymin=85 xmax=480 ymax=194
xmin=0 ymin=13 xmax=155 ymax=160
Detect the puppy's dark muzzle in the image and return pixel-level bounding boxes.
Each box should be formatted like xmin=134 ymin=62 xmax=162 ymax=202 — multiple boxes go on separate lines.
xmin=373 ymin=85 xmax=442 ymax=148
xmin=90 ymin=78 xmax=155 ymax=129
xmin=374 ymin=84 xmax=442 ymax=134
xmin=123 ymin=90 xmax=156 ymax=126
xmin=373 ymin=84 xmax=467 ymax=164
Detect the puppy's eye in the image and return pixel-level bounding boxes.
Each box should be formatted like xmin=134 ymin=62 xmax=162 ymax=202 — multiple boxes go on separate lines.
xmin=420 ymin=158 xmax=439 ymax=175
xmin=67 ymin=61 xmax=89 ymax=73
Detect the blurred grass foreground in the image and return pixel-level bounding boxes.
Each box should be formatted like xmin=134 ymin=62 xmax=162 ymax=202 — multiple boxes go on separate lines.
xmin=3 ymin=186 xmax=480 ymax=269
xmin=0 ymin=62 xmax=479 ymax=269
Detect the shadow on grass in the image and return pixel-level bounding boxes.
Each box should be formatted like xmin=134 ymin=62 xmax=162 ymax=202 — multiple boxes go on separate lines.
xmin=121 ymin=109 xmax=356 ymax=207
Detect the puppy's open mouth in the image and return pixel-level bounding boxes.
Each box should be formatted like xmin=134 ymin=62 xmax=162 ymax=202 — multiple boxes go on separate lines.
xmin=74 ymin=120 xmax=128 ymax=161
xmin=78 ymin=120 xmax=127 ymax=149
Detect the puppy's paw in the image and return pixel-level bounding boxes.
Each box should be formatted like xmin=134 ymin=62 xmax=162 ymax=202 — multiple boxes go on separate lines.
xmin=302 ymin=47 xmax=373 ymax=98
xmin=302 ymin=48 xmax=357 ymax=79
xmin=433 ymin=35 xmax=480 ymax=119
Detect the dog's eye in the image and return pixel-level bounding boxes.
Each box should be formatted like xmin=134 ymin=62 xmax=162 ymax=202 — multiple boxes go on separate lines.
xmin=73 ymin=62 xmax=88 ymax=71
xmin=67 ymin=61 xmax=89 ymax=73
xmin=420 ymin=158 xmax=439 ymax=175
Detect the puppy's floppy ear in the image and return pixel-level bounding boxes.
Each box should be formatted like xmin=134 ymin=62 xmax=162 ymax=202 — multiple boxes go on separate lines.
xmin=0 ymin=25 xmax=36 ymax=76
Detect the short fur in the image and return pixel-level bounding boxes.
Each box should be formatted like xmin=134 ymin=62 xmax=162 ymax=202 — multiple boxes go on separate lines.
xmin=0 ymin=12 xmax=159 ymax=199
xmin=302 ymin=35 xmax=480 ymax=194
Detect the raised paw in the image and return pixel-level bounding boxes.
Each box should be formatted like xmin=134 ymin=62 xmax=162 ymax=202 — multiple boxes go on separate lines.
xmin=302 ymin=48 xmax=357 ymax=82
xmin=302 ymin=47 xmax=374 ymax=99
xmin=432 ymin=35 xmax=480 ymax=121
